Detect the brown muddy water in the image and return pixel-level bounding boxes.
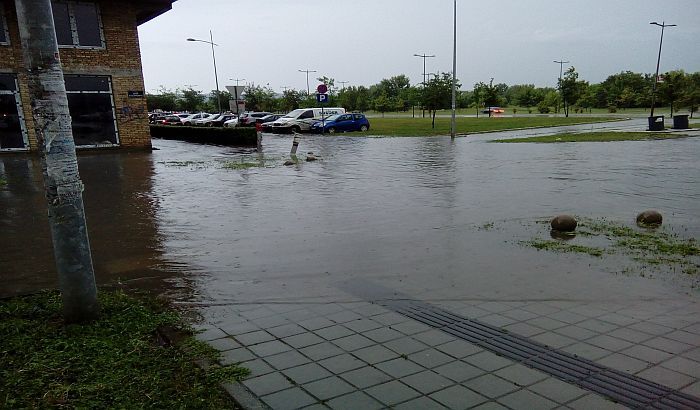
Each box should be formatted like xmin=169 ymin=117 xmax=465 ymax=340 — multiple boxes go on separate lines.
xmin=1 ymin=130 xmax=699 ymax=305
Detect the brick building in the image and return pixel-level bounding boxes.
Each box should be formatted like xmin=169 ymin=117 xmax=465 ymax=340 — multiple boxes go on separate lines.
xmin=0 ymin=0 xmax=174 ymax=152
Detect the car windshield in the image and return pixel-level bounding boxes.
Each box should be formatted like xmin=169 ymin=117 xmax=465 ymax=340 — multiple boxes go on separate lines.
xmin=323 ymin=114 xmax=341 ymax=122
xmin=282 ymin=109 xmax=306 ymax=119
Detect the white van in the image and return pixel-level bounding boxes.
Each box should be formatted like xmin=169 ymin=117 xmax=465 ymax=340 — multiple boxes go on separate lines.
xmin=271 ymin=107 xmax=345 ymax=133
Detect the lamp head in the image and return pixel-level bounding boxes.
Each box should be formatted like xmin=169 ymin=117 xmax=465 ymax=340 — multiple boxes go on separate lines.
xmin=186 ymin=38 xmax=196 ymax=41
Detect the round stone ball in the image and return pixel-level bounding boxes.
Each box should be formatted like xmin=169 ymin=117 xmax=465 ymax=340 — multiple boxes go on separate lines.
xmin=551 ymin=215 xmax=577 ymax=232
xmin=636 ymin=210 xmax=662 ymax=226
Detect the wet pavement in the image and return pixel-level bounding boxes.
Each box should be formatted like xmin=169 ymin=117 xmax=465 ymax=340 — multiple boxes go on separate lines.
xmin=1 ymin=121 xmax=699 ymax=408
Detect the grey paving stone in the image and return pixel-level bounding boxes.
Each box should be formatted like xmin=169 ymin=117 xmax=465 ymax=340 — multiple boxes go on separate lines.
xmin=391 ymin=320 xmax=433 ymax=335
xmin=568 ymin=393 xmax=629 ymax=409
xmin=529 ymin=378 xmax=588 ymax=404
xmin=282 ymin=362 xmax=333 ymax=384
xmin=309 ymin=303 xmax=346 ymax=316
xmin=681 ymin=381 xmax=700 ymax=397
xmin=481 ymin=314 xmax=518 ymax=327
xmin=527 ymin=317 xmax=569 ymax=331
xmin=660 ymin=356 xmax=700 ymax=377
xmin=464 ymin=351 xmax=515 ymax=372
xmin=607 ymin=327 xmax=655 ymax=343
xmin=497 ymin=389 xmax=558 ymax=409
xmin=682 ymin=347 xmax=700 ymax=362
xmin=314 ymin=325 xmax=354 ymax=341
xmin=636 ymin=365 xmax=695 ymax=388
xmin=554 ymin=325 xmax=597 ymax=341
xmin=299 ymin=341 xmax=344 ymax=361
xmin=621 ymin=344 xmax=673 ymax=364
xmin=684 ymin=323 xmax=700 ymax=335
xmin=531 ymin=332 xmax=577 ymax=349
xmin=282 ymin=308 xmax=315 ymax=322
xmin=319 ymin=354 xmax=366 ymax=374
xmin=464 ymin=374 xmax=519 ymax=398
xmin=298 ymin=316 xmax=335 ymax=331
xmin=239 ymin=306 xmax=275 ymax=320
xmin=401 ymin=370 xmax=453 ymax=394
xmin=268 ymin=323 xmax=307 ymax=339
xmin=253 ymin=315 xmax=291 ymax=329
xmin=261 ymin=387 xmax=317 ymax=410
xmin=434 ymin=339 xmax=483 ymax=358
xmin=326 ymin=391 xmax=384 ymax=410
xmin=248 ymin=340 xmax=292 ymax=357
xmin=577 ymin=319 xmax=618 ymax=333
xmin=219 ymin=347 xmax=256 ymax=365
xmin=494 ymin=364 xmax=549 ymax=387
xmin=365 ymin=380 xmax=421 ymax=406
xmin=502 ymin=308 xmax=540 ymax=322
xmin=327 ymin=310 xmax=363 ymax=324
xmin=195 ymin=327 xmax=227 ymax=342
xmin=265 ymin=350 xmax=311 ymax=370
xmin=372 ymin=311 xmax=409 ymax=326
xmin=206 ymin=336 xmax=241 ymax=352
xmin=339 ymin=366 xmax=392 ymax=389
xmin=409 ymin=348 xmax=455 ymax=368
xmin=363 ymin=326 xmax=404 ymax=343
xmin=433 ymin=361 xmax=485 ymax=382
xmin=562 ymin=342 xmax=613 ymax=361
xmin=283 ymin=332 xmax=325 ymax=349
xmin=597 ymin=313 xmax=638 ymax=327
xmin=375 ymin=357 xmax=426 ymax=378
xmin=353 ymin=303 xmax=389 ymax=317
xmin=234 ymin=330 xmax=275 ymax=346
xmin=384 ymin=337 xmax=429 ymax=355
xmin=332 ymin=333 xmax=375 ymax=351
xmin=597 ymin=353 xmax=650 ymax=374
xmin=239 ymin=358 xmax=275 ymax=378
xmin=586 ymin=335 xmax=634 ymax=352
xmin=665 ymin=330 xmax=699 ymax=345
xmin=478 ymin=302 xmax=513 ymax=313
xmin=303 ymin=376 xmax=355 ymax=400
xmin=353 ymin=344 xmax=400 ymax=364
xmin=342 ymin=318 xmax=383 ymax=333
xmin=644 ymin=337 xmax=693 ymax=355
xmin=429 ymin=384 xmax=488 ymax=408
xmin=394 ymin=396 xmax=448 ymax=409
xmin=503 ymin=322 xmax=547 ymax=338
xmin=412 ymin=329 xmax=457 ymax=346
xmin=628 ymin=321 xmax=673 ymax=336
xmin=242 ymin=372 xmax=294 ymax=396
xmin=456 ymin=306 xmax=492 ymax=318
xmin=472 ymin=402 xmax=509 ymax=410
xmin=547 ymin=310 xmax=588 ymax=324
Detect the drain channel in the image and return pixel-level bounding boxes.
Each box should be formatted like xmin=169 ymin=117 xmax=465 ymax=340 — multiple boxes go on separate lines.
xmin=340 ymin=281 xmax=700 ymax=409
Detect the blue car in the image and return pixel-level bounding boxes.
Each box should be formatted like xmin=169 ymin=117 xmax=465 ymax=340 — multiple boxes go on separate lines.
xmin=310 ymin=113 xmax=370 ymax=133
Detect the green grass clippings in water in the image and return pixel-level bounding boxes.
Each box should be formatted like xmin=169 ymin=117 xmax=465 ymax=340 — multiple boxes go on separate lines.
xmin=492 ymin=131 xmax=695 ymax=143
xmin=523 ymin=239 xmax=605 ymax=257
xmin=222 ymin=161 xmax=264 ymax=170
xmin=0 ymin=290 xmax=248 ymax=408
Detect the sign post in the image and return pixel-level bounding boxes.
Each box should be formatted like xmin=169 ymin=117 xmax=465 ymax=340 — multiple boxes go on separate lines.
xmin=316 ymin=84 xmax=328 ymax=134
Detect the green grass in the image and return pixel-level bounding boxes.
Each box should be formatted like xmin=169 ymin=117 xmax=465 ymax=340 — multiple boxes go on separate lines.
xmin=0 ymin=290 xmax=248 ymax=408
xmin=355 ymin=117 xmax=617 ymax=137
xmin=493 ymin=132 xmax=695 ymax=143
xmin=222 ymin=161 xmax=264 ymax=170
xmin=0 ymin=176 xmax=6 ymax=188
xmin=523 ymin=239 xmax=605 ymax=257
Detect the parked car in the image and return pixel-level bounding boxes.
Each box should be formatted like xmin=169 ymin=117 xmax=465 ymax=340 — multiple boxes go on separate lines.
xmin=223 ymin=117 xmax=240 ymax=128
xmin=481 ymin=107 xmax=505 ymax=114
xmin=192 ymin=113 xmax=217 ymax=126
xmin=180 ymin=113 xmax=209 ymax=126
xmin=271 ymin=107 xmax=345 ymax=133
xmin=310 ymin=113 xmax=370 ymax=133
xmin=210 ymin=113 xmax=237 ymax=127
xmin=256 ymin=114 xmax=284 ymax=131
xmin=159 ymin=115 xmax=183 ymax=125
xmin=239 ymin=112 xmax=273 ymax=127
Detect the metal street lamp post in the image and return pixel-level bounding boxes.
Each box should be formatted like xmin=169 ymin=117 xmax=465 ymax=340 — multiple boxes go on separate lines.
xmin=451 ymin=0 xmax=457 ymax=139
xmin=298 ymin=69 xmax=317 ymax=96
xmin=414 ymin=53 xmax=436 ymax=118
xmin=649 ymin=21 xmax=676 ymax=118
xmin=553 ymin=59 xmax=569 ymax=116
xmin=187 ymin=31 xmax=222 ymax=113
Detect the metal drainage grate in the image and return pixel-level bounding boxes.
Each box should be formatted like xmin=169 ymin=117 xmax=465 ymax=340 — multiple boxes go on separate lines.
xmin=340 ymin=281 xmax=700 ymax=409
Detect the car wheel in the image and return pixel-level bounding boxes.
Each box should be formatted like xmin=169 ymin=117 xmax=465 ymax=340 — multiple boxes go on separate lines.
xmin=360 ymin=125 xmax=369 ymax=132
xmin=328 ymin=127 xmax=336 ymax=134
xmin=184 ymin=122 xmax=191 ymax=126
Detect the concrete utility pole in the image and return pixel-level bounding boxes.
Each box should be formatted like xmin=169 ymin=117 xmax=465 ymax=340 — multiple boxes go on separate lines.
xmin=413 ymin=53 xmax=436 ymax=118
xmin=298 ymin=69 xmax=317 ymax=96
xmin=15 ymin=0 xmax=98 ymax=323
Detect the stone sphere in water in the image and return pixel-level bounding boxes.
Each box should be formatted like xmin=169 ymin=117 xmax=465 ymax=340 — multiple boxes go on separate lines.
xmin=636 ymin=210 xmax=662 ymax=226
xmin=551 ymin=215 xmax=577 ymax=232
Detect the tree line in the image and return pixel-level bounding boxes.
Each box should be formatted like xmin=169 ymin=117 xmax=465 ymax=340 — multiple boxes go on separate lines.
xmin=146 ymin=69 xmax=699 ymax=118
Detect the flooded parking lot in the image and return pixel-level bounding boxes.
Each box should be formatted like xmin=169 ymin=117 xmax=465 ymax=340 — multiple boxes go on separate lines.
xmin=1 ymin=127 xmax=699 ymax=305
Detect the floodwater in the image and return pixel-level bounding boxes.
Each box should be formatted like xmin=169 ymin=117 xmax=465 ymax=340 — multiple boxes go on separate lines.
xmin=1 ymin=123 xmax=699 ymax=306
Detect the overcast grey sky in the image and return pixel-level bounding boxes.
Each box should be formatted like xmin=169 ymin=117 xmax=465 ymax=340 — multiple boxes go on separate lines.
xmin=137 ymin=0 xmax=700 ymax=93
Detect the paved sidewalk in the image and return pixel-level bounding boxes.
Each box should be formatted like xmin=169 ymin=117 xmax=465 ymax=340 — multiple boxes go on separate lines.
xmin=195 ymin=291 xmax=700 ymax=409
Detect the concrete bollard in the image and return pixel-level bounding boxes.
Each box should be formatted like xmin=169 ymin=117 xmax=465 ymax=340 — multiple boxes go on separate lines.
xmin=551 ymin=215 xmax=577 ymax=232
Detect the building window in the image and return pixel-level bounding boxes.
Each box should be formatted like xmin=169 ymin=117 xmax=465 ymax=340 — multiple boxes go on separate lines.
xmin=0 ymin=1 xmax=9 ymax=45
xmin=0 ymin=74 xmax=29 ymax=151
xmin=51 ymin=1 xmax=105 ymax=48
xmin=64 ymin=75 xmax=119 ymax=147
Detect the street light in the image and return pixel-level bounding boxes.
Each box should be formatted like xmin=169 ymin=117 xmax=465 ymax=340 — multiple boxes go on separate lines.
xmin=187 ymin=30 xmax=222 ymax=113
xmin=649 ymin=21 xmax=676 ymax=118
xmin=451 ymin=0 xmax=457 ymax=139
xmin=298 ymin=69 xmax=317 ymax=95
xmin=414 ymin=53 xmax=435 ymax=118
xmin=553 ymin=59 xmax=569 ymax=115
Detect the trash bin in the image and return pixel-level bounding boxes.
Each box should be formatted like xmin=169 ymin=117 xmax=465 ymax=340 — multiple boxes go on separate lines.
xmin=672 ymin=114 xmax=689 ymax=129
xmin=648 ymin=115 xmax=664 ymax=131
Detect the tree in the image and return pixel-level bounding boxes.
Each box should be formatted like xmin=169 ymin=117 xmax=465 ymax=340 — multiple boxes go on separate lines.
xmin=180 ymin=87 xmax=206 ymax=112
xmin=658 ymin=70 xmax=687 ymax=117
xmin=281 ymin=89 xmax=302 ymax=112
xmin=146 ymin=86 xmax=179 ymax=112
xmin=559 ymin=66 xmax=587 ymax=117
xmin=373 ymin=92 xmax=393 ymax=117
xmin=680 ymin=72 xmax=700 ymax=118
xmin=423 ymin=73 xmax=460 ymax=128
xmin=206 ymin=90 xmax=231 ymax=112
xmin=244 ymin=85 xmax=277 ymax=112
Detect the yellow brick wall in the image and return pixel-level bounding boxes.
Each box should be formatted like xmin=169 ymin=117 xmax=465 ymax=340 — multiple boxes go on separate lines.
xmin=0 ymin=0 xmax=152 ymax=151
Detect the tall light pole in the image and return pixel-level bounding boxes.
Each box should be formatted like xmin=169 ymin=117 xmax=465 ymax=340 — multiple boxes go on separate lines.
xmin=553 ymin=59 xmax=569 ymax=115
xmin=414 ymin=53 xmax=436 ymax=118
xmin=450 ymin=0 xmax=457 ymax=139
xmin=298 ymin=69 xmax=317 ymax=96
xmin=338 ymin=80 xmax=349 ymax=90
xmin=649 ymin=21 xmax=676 ymax=118
xmin=187 ymin=31 xmax=222 ymax=113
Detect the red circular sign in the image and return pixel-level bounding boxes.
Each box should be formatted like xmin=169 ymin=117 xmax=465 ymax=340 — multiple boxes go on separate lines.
xmin=317 ymin=84 xmax=328 ymax=94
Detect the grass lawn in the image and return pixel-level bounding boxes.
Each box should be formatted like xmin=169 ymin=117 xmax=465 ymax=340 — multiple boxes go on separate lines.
xmin=357 ymin=116 xmax=618 ymax=137
xmin=491 ymin=131 xmax=697 ymax=143
xmin=0 ymin=290 xmax=247 ymax=408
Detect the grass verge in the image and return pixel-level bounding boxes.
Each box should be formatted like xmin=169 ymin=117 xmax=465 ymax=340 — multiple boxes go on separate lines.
xmin=355 ymin=117 xmax=618 ymax=137
xmin=0 ymin=290 xmax=248 ymax=408
xmin=492 ymin=131 xmax=695 ymax=143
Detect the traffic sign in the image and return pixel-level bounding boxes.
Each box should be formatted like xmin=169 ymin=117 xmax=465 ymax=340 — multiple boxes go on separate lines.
xmin=316 ymin=93 xmax=329 ymax=103
xmin=317 ymin=84 xmax=328 ymax=94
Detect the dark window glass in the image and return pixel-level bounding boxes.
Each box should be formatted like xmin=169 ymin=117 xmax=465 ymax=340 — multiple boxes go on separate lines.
xmin=0 ymin=8 xmax=7 ymax=44
xmin=73 ymin=3 xmax=101 ymax=47
xmin=64 ymin=75 xmax=110 ymax=92
xmin=51 ymin=2 xmax=73 ymax=46
xmin=0 ymin=74 xmax=17 ymax=91
xmin=67 ymin=93 xmax=116 ymax=146
xmin=0 ymin=94 xmax=25 ymax=149
xmin=299 ymin=110 xmax=313 ymax=119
